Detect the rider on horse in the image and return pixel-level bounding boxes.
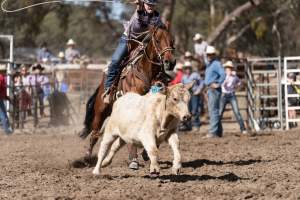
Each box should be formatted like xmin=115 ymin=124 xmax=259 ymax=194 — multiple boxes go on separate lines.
xmin=79 ymin=0 xmax=164 ymax=140
xmin=103 ymin=0 xmax=163 ymax=102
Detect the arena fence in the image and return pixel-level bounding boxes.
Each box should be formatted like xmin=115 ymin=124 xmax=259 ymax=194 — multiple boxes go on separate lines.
xmin=283 ymin=57 xmax=300 ymax=130
xmin=4 ymin=55 xmax=300 ymax=132
xmin=0 ymin=35 xmax=14 ymax=117
xmin=247 ymin=57 xmax=283 ymax=131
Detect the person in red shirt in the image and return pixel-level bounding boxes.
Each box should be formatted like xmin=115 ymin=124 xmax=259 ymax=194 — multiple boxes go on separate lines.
xmin=170 ymin=63 xmax=184 ymax=85
xmin=0 ymin=73 xmax=12 ymax=135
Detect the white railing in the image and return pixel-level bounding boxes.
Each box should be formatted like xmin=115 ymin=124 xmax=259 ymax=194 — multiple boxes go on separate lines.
xmin=247 ymin=57 xmax=283 ymax=131
xmin=284 ymin=57 xmax=300 ymax=130
xmin=0 ymin=35 xmax=14 ymax=117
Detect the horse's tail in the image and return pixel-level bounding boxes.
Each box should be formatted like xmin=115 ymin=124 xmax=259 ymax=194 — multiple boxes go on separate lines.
xmin=79 ymin=86 xmax=100 ymax=139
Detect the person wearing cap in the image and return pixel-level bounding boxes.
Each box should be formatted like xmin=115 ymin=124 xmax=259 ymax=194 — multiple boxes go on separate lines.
xmin=193 ymin=33 xmax=208 ymax=64
xmin=104 ymin=0 xmax=163 ymax=94
xmin=181 ymin=61 xmax=204 ymax=131
xmin=58 ymin=51 xmax=66 ymax=64
xmin=37 ymin=42 xmax=53 ymax=64
xmin=0 ymin=73 xmax=13 ymax=135
xmin=85 ymin=0 xmax=163 ymax=171
xmin=28 ymin=64 xmax=49 ymax=117
xmin=170 ymin=62 xmax=184 ymax=85
xmin=219 ymin=61 xmax=247 ymax=134
xmin=204 ymin=46 xmax=225 ymax=138
xmin=183 ymin=51 xmax=199 ymax=72
xmin=65 ymin=39 xmax=80 ymax=64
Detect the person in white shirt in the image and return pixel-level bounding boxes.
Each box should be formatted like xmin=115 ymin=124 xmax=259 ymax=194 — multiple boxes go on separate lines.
xmin=193 ymin=33 xmax=208 ymax=64
xmin=65 ymin=39 xmax=80 ymax=64
xmin=219 ymin=61 xmax=247 ymax=134
xmin=28 ymin=64 xmax=49 ymax=117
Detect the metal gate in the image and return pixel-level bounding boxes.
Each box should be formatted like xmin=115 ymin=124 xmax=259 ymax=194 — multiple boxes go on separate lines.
xmin=0 ymin=35 xmax=14 ymax=117
xmin=283 ymin=57 xmax=300 ymax=130
xmin=247 ymin=57 xmax=283 ymax=131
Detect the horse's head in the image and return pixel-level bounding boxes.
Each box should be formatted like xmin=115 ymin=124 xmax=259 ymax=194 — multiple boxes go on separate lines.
xmin=150 ymin=24 xmax=176 ymax=71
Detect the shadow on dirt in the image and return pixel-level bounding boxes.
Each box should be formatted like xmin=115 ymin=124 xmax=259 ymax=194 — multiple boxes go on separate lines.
xmin=144 ymin=172 xmax=249 ymax=183
xmin=159 ymin=159 xmax=272 ymax=170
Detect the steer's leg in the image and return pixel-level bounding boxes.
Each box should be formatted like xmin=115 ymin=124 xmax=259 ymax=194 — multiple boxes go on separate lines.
xmin=101 ymin=137 xmax=125 ymax=167
xmin=141 ymin=136 xmax=160 ymax=175
xmin=92 ymin=132 xmax=116 ymax=175
xmin=168 ymin=133 xmax=182 ymax=175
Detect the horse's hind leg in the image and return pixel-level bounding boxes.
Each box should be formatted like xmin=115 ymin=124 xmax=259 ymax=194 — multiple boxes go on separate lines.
xmin=101 ymin=137 xmax=125 ymax=167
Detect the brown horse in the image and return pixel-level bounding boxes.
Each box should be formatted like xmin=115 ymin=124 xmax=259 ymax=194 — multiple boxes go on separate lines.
xmin=84 ymin=25 xmax=176 ymax=158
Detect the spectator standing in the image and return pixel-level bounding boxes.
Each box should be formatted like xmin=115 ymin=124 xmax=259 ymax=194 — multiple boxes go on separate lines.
xmin=0 ymin=73 xmax=12 ymax=135
xmin=37 ymin=42 xmax=53 ymax=63
xmin=181 ymin=61 xmax=204 ymax=130
xmin=219 ymin=61 xmax=247 ymax=134
xmin=170 ymin=62 xmax=184 ymax=85
xmin=193 ymin=33 xmax=208 ymax=64
xmin=184 ymin=51 xmax=200 ymax=72
xmin=58 ymin=51 xmax=66 ymax=64
xmin=28 ymin=64 xmax=49 ymax=117
xmin=65 ymin=39 xmax=80 ymax=64
xmin=204 ymin=46 xmax=225 ymax=138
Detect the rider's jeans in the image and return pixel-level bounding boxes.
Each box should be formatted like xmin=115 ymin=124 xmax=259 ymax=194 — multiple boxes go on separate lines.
xmin=219 ymin=93 xmax=246 ymax=132
xmin=104 ymin=34 xmax=129 ymax=89
xmin=207 ymin=88 xmax=223 ymax=137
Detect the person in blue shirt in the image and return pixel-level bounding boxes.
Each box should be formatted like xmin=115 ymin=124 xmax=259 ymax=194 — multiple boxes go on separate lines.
xmin=37 ymin=42 xmax=53 ymax=63
xmin=181 ymin=61 xmax=204 ymax=131
xmin=204 ymin=46 xmax=225 ymax=138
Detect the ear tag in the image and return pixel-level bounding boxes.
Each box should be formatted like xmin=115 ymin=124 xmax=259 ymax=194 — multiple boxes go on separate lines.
xmin=150 ymin=85 xmax=162 ymax=94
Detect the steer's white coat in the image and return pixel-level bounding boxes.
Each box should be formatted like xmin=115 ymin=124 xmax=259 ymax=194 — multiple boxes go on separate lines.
xmin=92 ymin=84 xmax=191 ymax=176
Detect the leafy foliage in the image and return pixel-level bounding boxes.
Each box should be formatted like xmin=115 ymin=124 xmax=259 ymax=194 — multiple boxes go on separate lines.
xmin=0 ymin=0 xmax=300 ymax=60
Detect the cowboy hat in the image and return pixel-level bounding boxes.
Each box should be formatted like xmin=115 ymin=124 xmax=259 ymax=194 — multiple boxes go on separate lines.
xmin=32 ymin=63 xmax=45 ymax=71
xmin=193 ymin=33 xmax=203 ymax=41
xmin=206 ymin=46 xmax=217 ymax=54
xmin=142 ymin=0 xmax=158 ymax=5
xmin=58 ymin=51 xmax=65 ymax=58
xmin=183 ymin=61 xmax=192 ymax=68
xmin=174 ymin=63 xmax=183 ymax=70
xmin=67 ymin=39 xmax=76 ymax=46
xmin=184 ymin=51 xmax=193 ymax=58
xmin=223 ymin=61 xmax=234 ymax=68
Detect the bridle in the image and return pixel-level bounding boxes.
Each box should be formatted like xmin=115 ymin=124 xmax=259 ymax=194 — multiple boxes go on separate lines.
xmin=128 ymin=27 xmax=175 ymax=67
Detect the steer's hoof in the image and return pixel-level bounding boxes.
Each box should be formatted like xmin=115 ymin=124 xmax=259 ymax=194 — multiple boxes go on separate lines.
xmin=172 ymin=167 xmax=181 ymax=175
xmin=150 ymin=166 xmax=160 ymax=178
xmin=150 ymin=171 xmax=160 ymax=178
xmin=92 ymin=169 xmax=100 ymax=176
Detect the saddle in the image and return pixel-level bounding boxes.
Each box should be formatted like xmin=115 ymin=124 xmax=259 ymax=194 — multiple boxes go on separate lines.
xmin=105 ymin=32 xmax=171 ymax=103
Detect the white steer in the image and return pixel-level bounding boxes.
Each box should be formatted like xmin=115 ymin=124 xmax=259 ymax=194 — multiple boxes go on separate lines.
xmin=92 ymin=83 xmax=192 ymax=176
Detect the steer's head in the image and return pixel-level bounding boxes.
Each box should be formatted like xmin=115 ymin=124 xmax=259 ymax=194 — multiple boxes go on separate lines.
xmin=165 ymin=83 xmax=193 ymax=122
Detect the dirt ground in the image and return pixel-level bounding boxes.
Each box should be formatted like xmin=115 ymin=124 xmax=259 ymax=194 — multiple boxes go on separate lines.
xmin=0 ymin=125 xmax=300 ymax=200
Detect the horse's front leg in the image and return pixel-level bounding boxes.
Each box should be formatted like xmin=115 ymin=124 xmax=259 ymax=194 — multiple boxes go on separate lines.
xmin=167 ymin=133 xmax=181 ymax=175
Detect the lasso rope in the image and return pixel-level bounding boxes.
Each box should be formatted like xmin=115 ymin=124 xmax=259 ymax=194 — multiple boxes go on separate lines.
xmin=1 ymin=0 xmax=124 ymax=13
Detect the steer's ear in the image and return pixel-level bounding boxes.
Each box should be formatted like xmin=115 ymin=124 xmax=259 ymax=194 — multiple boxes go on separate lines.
xmin=184 ymin=81 xmax=195 ymax=90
